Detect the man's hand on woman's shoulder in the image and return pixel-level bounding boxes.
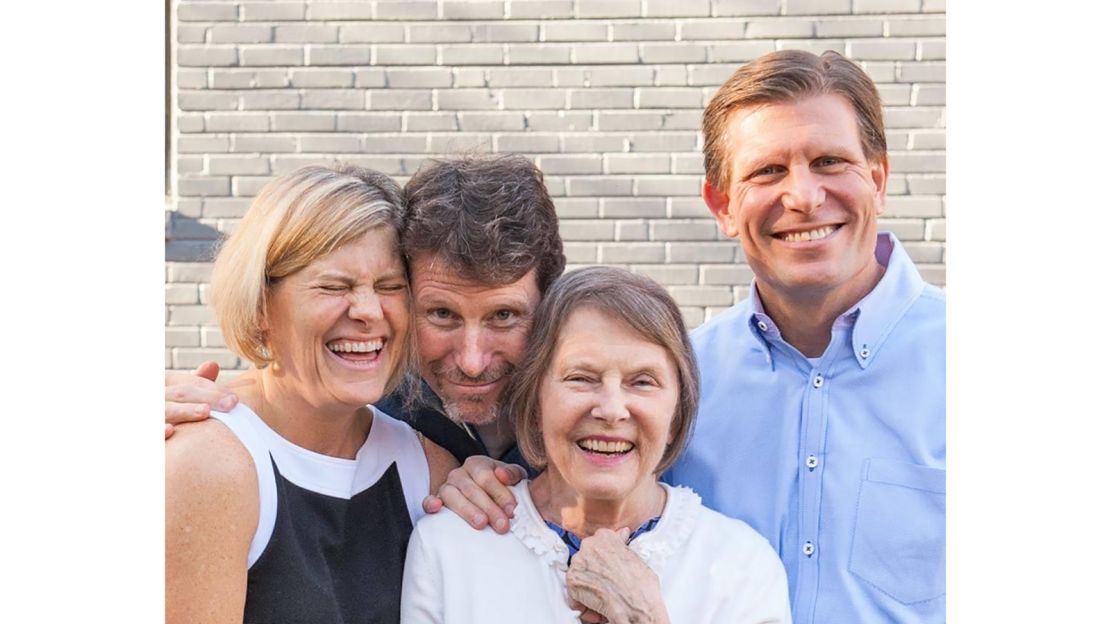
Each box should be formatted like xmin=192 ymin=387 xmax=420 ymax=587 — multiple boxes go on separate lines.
xmin=422 ymin=454 xmax=526 ymax=534
xmin=164 ymin=361 xmax=238 ymax=439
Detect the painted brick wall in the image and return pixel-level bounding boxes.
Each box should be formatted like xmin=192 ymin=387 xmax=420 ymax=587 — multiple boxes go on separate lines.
xmin=166 ymin=0 xmax=946 ymax=372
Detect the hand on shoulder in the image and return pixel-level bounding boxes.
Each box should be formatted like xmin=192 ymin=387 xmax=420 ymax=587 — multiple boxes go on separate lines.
xmin=421 ymin=454 xmax=526 ymax=534
xmin=164 ymin=361 xmax=239 ymax=438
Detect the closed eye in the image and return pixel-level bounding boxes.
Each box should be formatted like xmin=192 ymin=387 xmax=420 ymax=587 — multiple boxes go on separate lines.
xmin=377 ymin=282 xmax=407 ymax=293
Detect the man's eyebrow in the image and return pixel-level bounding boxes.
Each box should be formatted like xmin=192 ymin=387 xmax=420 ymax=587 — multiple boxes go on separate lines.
xmin=733 ymin=153 xmax=778 ymax=175
xmin=412 ymin=291 xmax=459 ymax=310
xmin=489 ymin=295 xmax=531 ymax=308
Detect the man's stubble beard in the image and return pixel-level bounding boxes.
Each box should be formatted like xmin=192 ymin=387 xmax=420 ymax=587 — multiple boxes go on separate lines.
xmin=433 ymin=360 xmax=514 ymax=428
xmin=441 ymin=395 xmax=500 ymax=427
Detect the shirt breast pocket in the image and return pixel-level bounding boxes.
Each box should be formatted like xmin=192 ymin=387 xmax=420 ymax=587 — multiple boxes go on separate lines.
xmin=849 ymin=457 xmax=945 ymax=605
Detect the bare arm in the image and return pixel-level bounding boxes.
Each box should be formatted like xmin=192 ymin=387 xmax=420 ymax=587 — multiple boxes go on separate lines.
xmin=420 ymin=454 xmax=527 ymax=533
xmin=420 ymin=437 xmax=460 ymax=496
xmin=164 ymin=361 xmax=239 ymax=438
xmin=165 ymin=420 xmax=257 ymax=624
xmin=566 ymin=528 xmax=671 ymax=624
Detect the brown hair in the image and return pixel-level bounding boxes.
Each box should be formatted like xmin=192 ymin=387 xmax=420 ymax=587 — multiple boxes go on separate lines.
xmin=505 ymin=266 xmax=699 ymax=475
xmin=702 ymin=49 xmax=887 ymax=191
xmin=208 ymin=164 xmax=413 ymax=394
xmin=401 ymin=154 xmax=565 ymax=293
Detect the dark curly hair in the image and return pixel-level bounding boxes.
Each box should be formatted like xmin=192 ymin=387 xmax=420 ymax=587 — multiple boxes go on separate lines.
xmin=401 ymin=154 xmax=565 ymax=293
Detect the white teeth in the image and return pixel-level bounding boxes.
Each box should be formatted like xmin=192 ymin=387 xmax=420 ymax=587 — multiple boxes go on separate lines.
xmin=578 ymin=439 xmax=634 ymax=454
xmin=782 ymin=226 xmax=836 ymax=243
xmin=327 ymin=339 xmax=384 ymax=353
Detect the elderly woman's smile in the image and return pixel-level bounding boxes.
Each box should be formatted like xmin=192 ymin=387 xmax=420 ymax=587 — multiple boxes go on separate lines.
xmin=577 ymin=436 xmax=635 ymax=457
xmin=537 ymin=305 xmax=679 ymax=506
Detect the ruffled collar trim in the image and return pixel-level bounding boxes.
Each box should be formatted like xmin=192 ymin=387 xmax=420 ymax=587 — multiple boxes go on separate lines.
xmin=507 ymin=480 xmax=701 ymax=575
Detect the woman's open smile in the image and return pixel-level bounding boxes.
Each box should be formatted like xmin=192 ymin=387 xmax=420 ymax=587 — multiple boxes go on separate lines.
xmin=536 ymin=306 xmax=679 ymax=510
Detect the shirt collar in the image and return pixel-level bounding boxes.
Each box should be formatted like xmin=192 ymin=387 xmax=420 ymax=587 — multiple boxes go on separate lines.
xmin=745 ymin=232 xmax=925 ymax=369
xmin=745 ymin=289 xmax=778 ymax=368
xmin=544 ymin=515 xmax=662 ymax=563
xmin=842 ymin=232 xmax=925 ymax=368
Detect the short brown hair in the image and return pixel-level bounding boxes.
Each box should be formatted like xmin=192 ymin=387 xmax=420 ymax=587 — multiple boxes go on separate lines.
xmin=208 ymin=164 xmax=412 ymax=394
xmin=505 ymin=267 xmax=699 ymax=475
xmin=401 ymin=154 xmax=565 ymax=293
xmin=702 ymin=49 xmax=887 ymax=191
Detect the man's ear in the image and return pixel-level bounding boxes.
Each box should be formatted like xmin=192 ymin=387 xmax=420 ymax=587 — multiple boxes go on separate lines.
xmin=702 ymin=179 xmax=739 ymax=239
xmin=870 ymin=155 xmax=890 ymax=216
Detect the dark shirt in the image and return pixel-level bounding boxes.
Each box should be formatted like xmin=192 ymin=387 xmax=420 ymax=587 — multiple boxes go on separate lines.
xmin=245 ymin=460 xmax=411 ymax=624
xmin=375 ymin=381 xmax=537 ymax=476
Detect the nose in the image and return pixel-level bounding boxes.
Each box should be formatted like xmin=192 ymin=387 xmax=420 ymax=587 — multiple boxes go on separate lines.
xmin=781 ymin=167 xmax=825 ymax=214
xmin=591 ymin=381 xmax=630 ymax=423
xmin=347 ymin=289 xmax=384 ymax=324
xmin=454 ymin=326 xmax=491 ymax=379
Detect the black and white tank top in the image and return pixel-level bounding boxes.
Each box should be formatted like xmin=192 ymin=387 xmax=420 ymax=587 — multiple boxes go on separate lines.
xmin=211 ymin=403 xmax=429 ymax=624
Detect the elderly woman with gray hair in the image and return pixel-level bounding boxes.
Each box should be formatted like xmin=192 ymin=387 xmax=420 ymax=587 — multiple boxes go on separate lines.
xmin=401 ymin=267 xmax=790 ymax=623
xmin=165 ymin=164 xmax=457 ymax=624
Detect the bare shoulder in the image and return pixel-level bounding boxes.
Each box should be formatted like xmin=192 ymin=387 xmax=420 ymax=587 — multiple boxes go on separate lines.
xmin=165 ymin=417 xmax=257 ymax=623
xmin=166 ymin=419 xmax=259 ymax=527
xmin=420 ymin=437 xmax=459 ymax=495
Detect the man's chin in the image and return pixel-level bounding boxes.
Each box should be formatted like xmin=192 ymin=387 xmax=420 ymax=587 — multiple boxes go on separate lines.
xmin=442 ymin=400 xmax=500 ymax=427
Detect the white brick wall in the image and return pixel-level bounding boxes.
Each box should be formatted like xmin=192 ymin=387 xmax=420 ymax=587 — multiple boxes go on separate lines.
xmin=167 ymin=0 xmax=946 ymax=372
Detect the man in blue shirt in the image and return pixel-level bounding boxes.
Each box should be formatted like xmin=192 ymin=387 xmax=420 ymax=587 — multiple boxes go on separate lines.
xmin=666 ymin=50 xmax=945 ymax=622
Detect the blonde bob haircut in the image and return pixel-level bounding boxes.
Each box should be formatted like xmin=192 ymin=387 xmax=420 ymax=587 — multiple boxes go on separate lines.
xmin=208 ymin=164 xmax=410 ymax=392
xmin=505 ymin=266 xmax=700 ymax=475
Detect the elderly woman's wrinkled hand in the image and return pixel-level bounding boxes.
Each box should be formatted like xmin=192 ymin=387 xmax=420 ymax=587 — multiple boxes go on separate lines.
xmin=566 ymin=528 xmax=670 ymax=624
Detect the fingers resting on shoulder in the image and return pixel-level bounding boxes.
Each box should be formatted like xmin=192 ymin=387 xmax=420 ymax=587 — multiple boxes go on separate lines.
xmin=164 ymin=361 xmax=238 ymax=435
xmin=425 ymin=455 xmax=526 ymax=534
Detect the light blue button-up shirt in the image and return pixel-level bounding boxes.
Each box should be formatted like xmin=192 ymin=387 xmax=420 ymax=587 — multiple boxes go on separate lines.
xmin=666 ymin=232 xmax=945 ymax=623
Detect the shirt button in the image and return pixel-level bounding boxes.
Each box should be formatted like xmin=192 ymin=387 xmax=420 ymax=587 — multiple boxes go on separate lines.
xmin=812 ymin=374 xmax=824 ymax=388
xmin=860 ymin=347 xmax=871 ymax=359
xmin=803 ymin=541 xmax=815 ymax=557
xmin=757 ymin=320 xmax=769 ymax=331
xmin=806 ymin=455 xmax=819 ymax=470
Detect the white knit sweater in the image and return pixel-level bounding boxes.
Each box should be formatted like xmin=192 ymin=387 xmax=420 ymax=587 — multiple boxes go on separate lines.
xmin=400 ymin=480 xmax=792 ymax=623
